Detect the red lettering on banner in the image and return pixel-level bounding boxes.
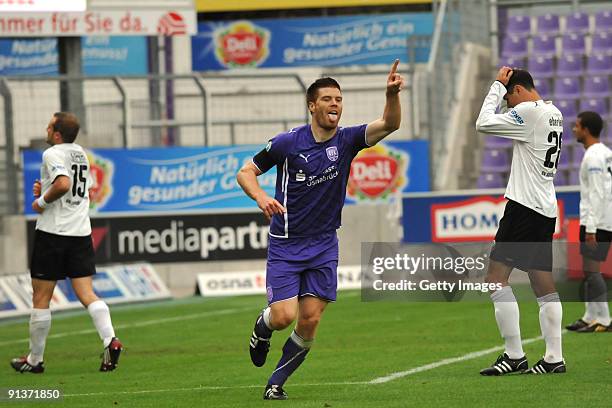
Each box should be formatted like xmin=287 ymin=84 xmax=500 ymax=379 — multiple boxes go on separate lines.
xmin=85 ymin=12 xmax=113 ymax=33
xmin=51 ymin=13 xmax=77 ymax=33
xmin=0 ymin=1 xmax=35 ymax=5
xmin=0 ymin=17 xmax=44 ymax=33
xmin=119 ymin=12 xmax=144 ymax=33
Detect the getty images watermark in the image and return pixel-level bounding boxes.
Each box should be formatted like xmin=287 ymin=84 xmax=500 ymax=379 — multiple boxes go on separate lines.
xmin=360 ymin=242 xmax=601 ymax=302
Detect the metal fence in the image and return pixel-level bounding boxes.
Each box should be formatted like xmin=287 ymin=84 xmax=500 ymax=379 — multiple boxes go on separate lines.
xmin=0 ymin=69 xmax=416 ymax=215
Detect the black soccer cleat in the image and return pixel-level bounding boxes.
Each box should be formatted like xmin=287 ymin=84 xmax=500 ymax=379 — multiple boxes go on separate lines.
xmin=100 ymin=337 xmax=123 ymax=372
xmin=10 ymin=356 xmax=44 ymax=374
xmin=576 ymin=322 xmax=609 ymax=333
xmin=480 ymin=353 xmax=528 ymax=376
xmin=263 ymin=384 xmax=288 ymax=400
xmin=565 ymin=318 xmax=590 ymax=331
xmin=249 ymin=313 xmax=271 ymax=367
xmin=523 ymin=358 xmax=566 ymax=374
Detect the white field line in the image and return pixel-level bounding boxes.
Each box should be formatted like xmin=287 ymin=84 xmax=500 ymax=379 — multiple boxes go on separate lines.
xmin=61 ymin=331 xmax=557 ymax=398
xmin=0 ymin=307 xmax=252 ymax=347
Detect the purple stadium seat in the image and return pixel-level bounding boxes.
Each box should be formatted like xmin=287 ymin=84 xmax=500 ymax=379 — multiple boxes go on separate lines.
xmin=477 ymin=172 xmax=506 ymax=189
xmin=565 ymin=12 xmax=590 ymax=33
xmin=555 ymin=171 xmax=569 ymax=186
xmin=579 ymin=98 xmax=609 ymax=118
xmin=481 ymin=148 xmax=511 ymax=172
xmin=554 ymin=77 xmax=581 ymax=99
xmin=532 ymin=34 xmax=557 ymax=56
xmin=568 ymin=169 xmax=580 ymax=185
xmin=561 ymin=33 xmax=586 ymax=55
xmin=605 ymin=121 xmax=612 ymax=139
xmin=586 ymin=53 xmax=612 ymax=75
xmin=485 ymin=136 xmax=513 ymax=148
xmin=583 ymin=75 xmax=610 ymax=98
xmin=537 ymin=14 xmax=560 ymax=34
xmin=573 ymin=148 xmax=585 ymax=167
xmin=533 ymin=78 xmax=551 ymax=99
xmin=528 ymin=55 xmax=555 ymax=78
xmin=506 ymin=15 xmax=532 ymax=37
xmin=562 ymin=121 xmax=576 ymax=144
xmin=555 ymin=99 xmax=578 ymax=118
xmin=557 ymin=149 xmax=571 ymax=170
xmin=592 ymin=31 xmax=612 ymax=54
xmin=595 ymin=10 xmax=612 ymax=32
xmin=556 ymin=53 xmax=583 ymax=77
xmin=498 ymin=56 xmax=525 ymax=69
xmin=502 ymin=35 xmax=528 ymax=57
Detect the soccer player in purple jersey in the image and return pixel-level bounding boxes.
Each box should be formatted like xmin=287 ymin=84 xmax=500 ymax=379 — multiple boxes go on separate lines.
xmin=236 ymin=60 xmax=405 ymax=400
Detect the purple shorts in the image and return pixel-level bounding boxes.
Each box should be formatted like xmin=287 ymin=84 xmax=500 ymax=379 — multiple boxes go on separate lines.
xmin=266 ymin=231 xmax=338 ymax=305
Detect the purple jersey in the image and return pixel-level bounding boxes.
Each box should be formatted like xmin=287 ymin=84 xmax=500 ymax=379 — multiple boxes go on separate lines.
xmin=253 ymin=124 xmax=369 ymax=238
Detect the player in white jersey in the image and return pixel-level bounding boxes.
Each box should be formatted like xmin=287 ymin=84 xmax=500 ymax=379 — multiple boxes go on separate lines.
xmin=10 ymin=112 xmax=122 ymax=374
xmin=475 ymin=68 xmax=566 ymax=375
xmin=566 ymin=111 xmax=612 ymax=333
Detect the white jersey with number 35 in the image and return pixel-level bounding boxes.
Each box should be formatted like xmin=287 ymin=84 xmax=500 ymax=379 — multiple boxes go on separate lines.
xmin=36 ymin=143 xmax=92 ymax=236
xmin=476 ymin=81 xmax=563 ymax=218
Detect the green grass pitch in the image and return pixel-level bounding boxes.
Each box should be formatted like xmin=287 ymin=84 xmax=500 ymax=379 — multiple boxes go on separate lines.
xmin=1 ymin=291 xmax=610 ymax=407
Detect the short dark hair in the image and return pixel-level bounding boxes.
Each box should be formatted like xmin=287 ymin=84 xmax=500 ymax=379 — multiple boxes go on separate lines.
xmin=506 ymin=69 xmax=535 ymax=93
xmin=53 ymin=112 xmax=80 ymax=143
xmin=306 ymin=77 xmax=341 ymax=105
xmin=577 ymin=111 xmax=603 ymax=138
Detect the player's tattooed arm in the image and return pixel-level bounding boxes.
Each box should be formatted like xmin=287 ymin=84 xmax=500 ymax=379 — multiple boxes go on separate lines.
xmin=236 ymin=161 xmax=285 ymax=221
xmin=32 ymin=175 xmax=71 ymax=213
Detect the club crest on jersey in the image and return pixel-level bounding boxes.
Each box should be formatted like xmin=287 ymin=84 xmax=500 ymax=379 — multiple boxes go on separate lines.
xmin=326 ymin=146 xmax=338 ymax=162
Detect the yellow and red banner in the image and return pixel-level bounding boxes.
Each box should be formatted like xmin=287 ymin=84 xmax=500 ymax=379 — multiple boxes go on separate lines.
xmin=196 ymin=0 xmax=431 ymax=13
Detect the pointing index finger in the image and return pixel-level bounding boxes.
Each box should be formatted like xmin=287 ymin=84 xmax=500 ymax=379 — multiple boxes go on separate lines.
xmin=389 ymin=59 xmax=399 ymax=76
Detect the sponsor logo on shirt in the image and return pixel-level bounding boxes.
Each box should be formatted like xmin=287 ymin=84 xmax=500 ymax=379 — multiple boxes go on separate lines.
xmin=299 ymin=153 xmax=311 ymax=163
xmin=347 ymin=144 xmax=407 ymax=201
xmin=587 ymin=166 xmax=603 ymax=174
xmin=266 ymin=140 xmax=272 ymax=152
xmin=296 ymin=170 xmax=306 ymax=181
xmin=509 ymin=109 xmax=524 ymax=124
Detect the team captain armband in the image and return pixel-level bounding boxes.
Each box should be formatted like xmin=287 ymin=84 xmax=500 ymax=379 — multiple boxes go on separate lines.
xmin=253 ymin=147 xmax=277 ymax=173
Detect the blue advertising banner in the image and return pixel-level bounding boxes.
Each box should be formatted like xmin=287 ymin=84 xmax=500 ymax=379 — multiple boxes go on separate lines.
xmin=0 ymin=36 xmax=147 ymax=76
xmin=192 ymin=13 xmax=433 ymax=70
xmin=402 ymin=189 xmax=580 ymax=243
xmin=23 ymin=140 xmax=429 ymax=214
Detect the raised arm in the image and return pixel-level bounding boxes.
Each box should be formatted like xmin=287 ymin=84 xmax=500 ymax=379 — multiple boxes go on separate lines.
xmin=475 ymin=67 xmax=529 ymax=141
xmin=365 ymin=59 xmax=405 ymax=146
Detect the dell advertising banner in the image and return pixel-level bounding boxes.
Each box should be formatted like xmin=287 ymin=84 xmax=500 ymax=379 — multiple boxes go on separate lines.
xmin=0 ymin=36 xmax=147 ymax=76
xmin=192 ymin=13 xmax=433 ymax=70
xmin=22 ymin=141 xmax=429 ymax=215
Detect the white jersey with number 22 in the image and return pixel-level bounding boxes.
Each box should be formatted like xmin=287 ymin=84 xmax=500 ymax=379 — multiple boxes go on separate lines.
xmin=476 ymin=81 xmax=563 ymax=218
